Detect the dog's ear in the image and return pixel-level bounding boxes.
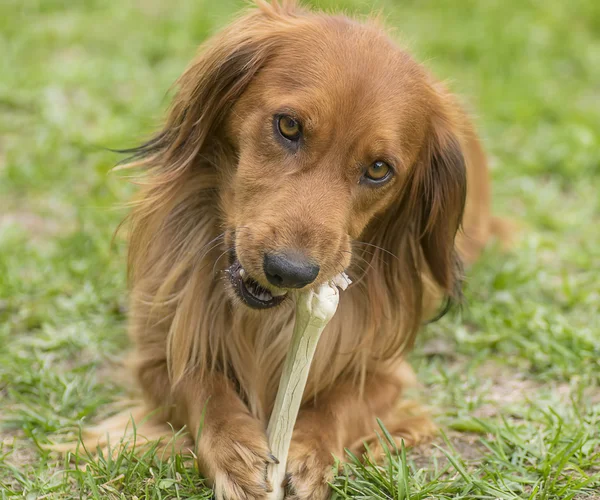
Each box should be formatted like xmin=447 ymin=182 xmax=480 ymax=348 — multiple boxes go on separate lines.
xmin=123 ymin=2 xmax=301 ymax=173
xmin=364 ymin=86 xmax=467 ymax=326
xmin=409 ymin=105 xmax=467 ymax=296
xmin=120 ymin=2 xmax=303 ymax=289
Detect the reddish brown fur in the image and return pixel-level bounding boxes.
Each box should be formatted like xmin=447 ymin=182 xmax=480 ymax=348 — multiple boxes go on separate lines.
xmin=85 ymin=1 xmax=506 ymax=498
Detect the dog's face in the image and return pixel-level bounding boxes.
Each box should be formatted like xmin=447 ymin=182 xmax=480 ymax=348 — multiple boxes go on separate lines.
xmin=222 ymin=20 xmax=441 ymax=309
xmin=136 ymin=9 xmax=466 ymax=312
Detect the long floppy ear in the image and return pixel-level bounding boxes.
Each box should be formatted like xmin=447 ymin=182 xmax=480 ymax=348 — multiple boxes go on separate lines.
xmin=121 ymin=1 xmax=302 ymax=173
xmin=361 ymin=88 xmax=467 ymax=339
xmin=409 ymin=107 xmax=467 ymax=297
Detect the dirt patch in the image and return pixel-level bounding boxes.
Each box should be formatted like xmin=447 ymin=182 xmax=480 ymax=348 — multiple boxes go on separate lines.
xmin=407 ymin=359 xmax=600 ymax=472
xmin=410 ymin=431 xmax=487 ymax=470
xmin=0 ymin=429 xmax=38 ymax=469
xmin=471 ymin=361 xmax=599 ymax=419
xmin=472 ymin=368 xmax=541 ymax=418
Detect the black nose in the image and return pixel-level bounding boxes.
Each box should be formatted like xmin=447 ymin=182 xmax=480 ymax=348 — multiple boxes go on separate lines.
xmin=263 ymin=251 xmax=320 ymax=289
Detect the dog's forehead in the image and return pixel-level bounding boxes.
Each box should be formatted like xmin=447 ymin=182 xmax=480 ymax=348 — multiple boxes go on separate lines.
xmin=266 ymin=18 xmax=425 ymax=99
xmin=252 ymin=18 xmax=430 ymax=129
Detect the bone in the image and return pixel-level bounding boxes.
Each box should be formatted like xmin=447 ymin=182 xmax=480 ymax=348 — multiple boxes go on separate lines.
xmin=265 ymin=272 xmax=351 ymax=500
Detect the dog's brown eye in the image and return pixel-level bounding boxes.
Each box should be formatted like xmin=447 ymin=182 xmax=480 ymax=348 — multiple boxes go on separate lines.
xmin=365 ymin=161 xmax=392 ymax=182
xmin=277 ymin=115 xmax=301 ymax=141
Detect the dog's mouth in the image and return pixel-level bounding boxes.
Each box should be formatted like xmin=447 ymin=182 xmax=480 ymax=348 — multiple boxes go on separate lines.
xmin=226 ymin=259 xmax=287 ymax=310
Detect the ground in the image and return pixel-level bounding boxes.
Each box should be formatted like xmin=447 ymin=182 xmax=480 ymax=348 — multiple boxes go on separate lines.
xmin=1 ymin=0 xmax=599 ymax=498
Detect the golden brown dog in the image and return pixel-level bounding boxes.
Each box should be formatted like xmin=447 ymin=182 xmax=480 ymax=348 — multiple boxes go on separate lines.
xmin=97 ymin=1 xmax=506 ymax=498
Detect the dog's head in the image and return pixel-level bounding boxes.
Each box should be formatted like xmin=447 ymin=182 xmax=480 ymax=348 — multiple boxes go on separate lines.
xmin=130 ymin=2 xmax=466 ymax=313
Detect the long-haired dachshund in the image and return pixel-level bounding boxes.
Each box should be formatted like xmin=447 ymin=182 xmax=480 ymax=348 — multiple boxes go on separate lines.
xmin=91 ymin=1 xmax=507 ymax=498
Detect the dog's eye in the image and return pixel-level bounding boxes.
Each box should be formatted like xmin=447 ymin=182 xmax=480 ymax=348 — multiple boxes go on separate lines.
xmin=364 ymin=161 xmax=392 ymax=183
xmin=277 ymin=115 xmax=301 ymax=141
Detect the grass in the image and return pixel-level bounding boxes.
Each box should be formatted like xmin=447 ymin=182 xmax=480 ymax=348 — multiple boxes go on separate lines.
xmin=1 ymin=0 xmax=599 ymax=498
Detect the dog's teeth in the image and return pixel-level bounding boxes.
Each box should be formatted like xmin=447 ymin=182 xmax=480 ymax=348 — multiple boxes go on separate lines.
xmin=271 ymin=289 xmax=287 ymax=297
xmin=239 ymin=269 xmax=246 ymax=278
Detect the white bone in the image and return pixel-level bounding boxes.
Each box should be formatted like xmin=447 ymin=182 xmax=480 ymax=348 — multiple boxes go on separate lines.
xmin=265 ymin=272 xmax=350 ymax=499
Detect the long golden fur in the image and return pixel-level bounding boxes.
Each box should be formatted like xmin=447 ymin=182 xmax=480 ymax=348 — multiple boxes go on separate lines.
xmin=84 ymin=1 xmax=507 ymax=498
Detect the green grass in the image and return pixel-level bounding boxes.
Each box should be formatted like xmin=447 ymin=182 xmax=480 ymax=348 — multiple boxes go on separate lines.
xmin=1 ymin=0 xmax=599 ymax=498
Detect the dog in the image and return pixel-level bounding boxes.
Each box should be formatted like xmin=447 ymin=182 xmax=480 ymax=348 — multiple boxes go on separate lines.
xmin=90 ymin=1 xmax=507 ymax=498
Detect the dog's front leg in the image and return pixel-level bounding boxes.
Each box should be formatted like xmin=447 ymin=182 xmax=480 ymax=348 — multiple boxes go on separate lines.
xmin=284 ymin=368 xmax=430 ymax=500
xmin=174 ymin=372 xmax=276 ymax=500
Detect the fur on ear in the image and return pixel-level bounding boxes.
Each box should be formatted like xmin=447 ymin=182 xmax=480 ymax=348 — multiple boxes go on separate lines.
xmin=411 ymin=112 xmax=467 ymax=297
xmin=119 ymin=0 xmax=303 ymax=176
xmin=360 ymin=89 xmax=467 ymax=356
xmin=117 ymin=1 xmax=306 ymax=284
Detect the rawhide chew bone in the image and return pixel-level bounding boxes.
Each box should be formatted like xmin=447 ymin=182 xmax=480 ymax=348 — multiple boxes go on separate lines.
xmin=266 ymin=272 xmax=351 ymax=500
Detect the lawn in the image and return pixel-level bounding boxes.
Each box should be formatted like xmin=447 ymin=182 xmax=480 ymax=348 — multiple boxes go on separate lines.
xmin=1 ymin=0 xmax=599 ymax=498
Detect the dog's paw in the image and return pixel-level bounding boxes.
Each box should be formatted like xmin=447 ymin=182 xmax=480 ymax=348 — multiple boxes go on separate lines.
xmin=198 ymin=418 xmax=276 ymax=500
xmin=283 ymin=439 xmax=337 ymax=500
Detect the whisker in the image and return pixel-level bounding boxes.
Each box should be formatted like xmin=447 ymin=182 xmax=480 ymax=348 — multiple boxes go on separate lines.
xmin=197 ymin=232 xmax=226 ymax=260
xmin=341 ymin=247 xmax=384 ymax=273
xmin=346 ymin=250 xmax=381 ymax=288
xmin=327 ymin=251 xmax=371 ymax=290
xmin=212 ymin=247 xmax=235 ymax=277
xmin=352 ymin=240 xmax=400 ymax=261
xmin=346 ymin=265 xmax=370 ymax=289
